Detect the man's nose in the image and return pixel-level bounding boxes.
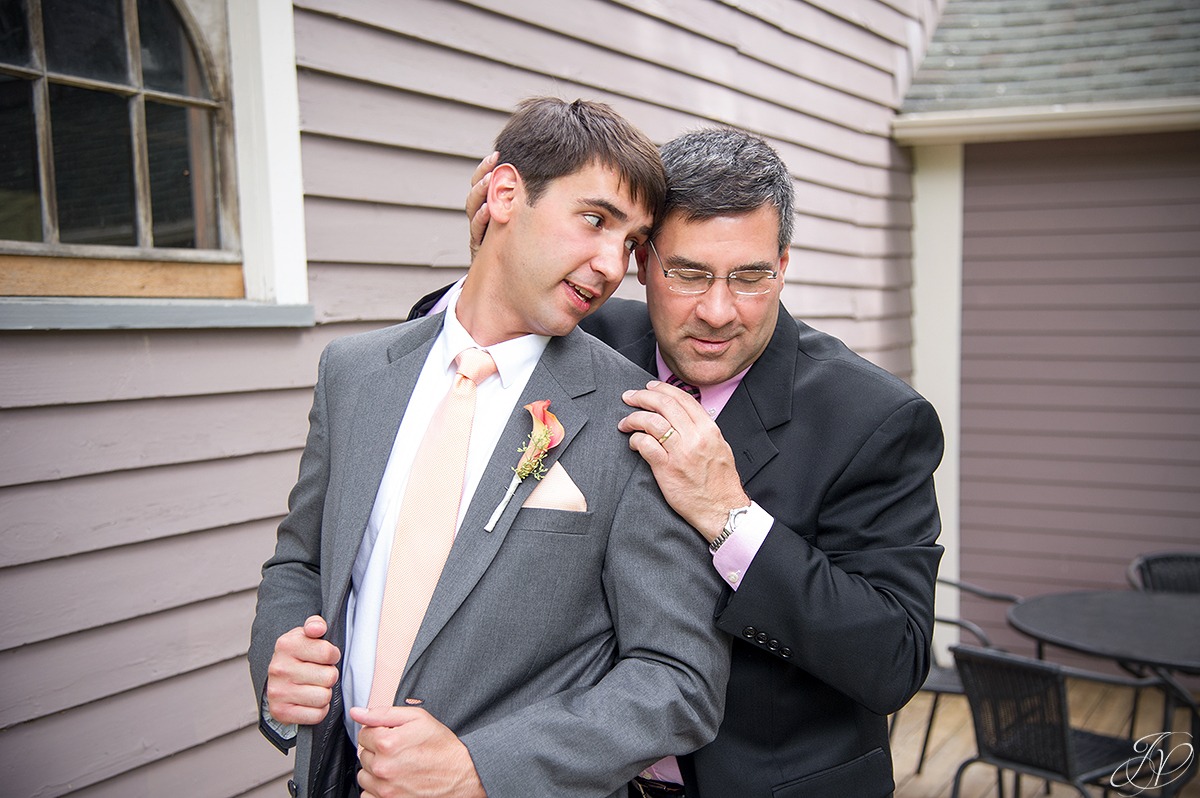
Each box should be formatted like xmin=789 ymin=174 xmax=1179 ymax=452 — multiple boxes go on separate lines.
xmin=592 ymin=244 xmax=630 ymax=284
xmin=694 ymin=279 xmax=738 ymax=328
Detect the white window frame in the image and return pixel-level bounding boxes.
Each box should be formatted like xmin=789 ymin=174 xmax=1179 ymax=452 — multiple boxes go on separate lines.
xmin=0 ymin=0 xmax=311 ymax=329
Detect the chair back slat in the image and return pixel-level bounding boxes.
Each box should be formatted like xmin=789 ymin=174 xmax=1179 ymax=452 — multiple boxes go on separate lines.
xmin=952 ymin=645 xmax=1078 ymax=778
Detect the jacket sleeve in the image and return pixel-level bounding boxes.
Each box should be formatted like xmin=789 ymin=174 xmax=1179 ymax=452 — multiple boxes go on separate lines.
xmin=248 ymin=345 xmax=334 ymax=751
xmin=714 ymin=396 xmax=944 ymax=715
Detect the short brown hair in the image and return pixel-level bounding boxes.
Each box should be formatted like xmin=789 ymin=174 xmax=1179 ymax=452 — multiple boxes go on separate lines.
xmin=495 ymin=97 xmax=665 ymax=220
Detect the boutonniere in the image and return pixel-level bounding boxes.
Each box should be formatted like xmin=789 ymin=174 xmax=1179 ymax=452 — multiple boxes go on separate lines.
xmin=484 ymin=400 xmax=565 ymax=531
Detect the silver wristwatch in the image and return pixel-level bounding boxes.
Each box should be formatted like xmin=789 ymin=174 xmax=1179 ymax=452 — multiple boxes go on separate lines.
xmin=710 ymin=505 xmax=751 ymax=553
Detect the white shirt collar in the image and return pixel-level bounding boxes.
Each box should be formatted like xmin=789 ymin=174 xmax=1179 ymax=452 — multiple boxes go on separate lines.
xmin=437 ymin=279 xmax=549 ymax=389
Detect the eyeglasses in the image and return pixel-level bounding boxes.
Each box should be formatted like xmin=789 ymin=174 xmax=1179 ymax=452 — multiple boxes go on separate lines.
xmin=647 ymin=240 xmax=778 ymax=296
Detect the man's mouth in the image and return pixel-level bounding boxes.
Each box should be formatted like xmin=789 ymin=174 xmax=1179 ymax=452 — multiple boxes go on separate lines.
xmin=687 ymin=333 xmax=735 ymax=353
xmin=565 ymin=280 xmax=597 ymax=307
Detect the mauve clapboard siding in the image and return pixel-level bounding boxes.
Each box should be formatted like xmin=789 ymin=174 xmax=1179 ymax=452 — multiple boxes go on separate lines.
xmin=0 ymin=591 xmax=256 ymax=729
xmin=958 ymin=131 xmax=1200 ymax=663
xmin=0 ymin=1 xmax=940 ymax=795
xmin=66 ymin=726 xmax=291 ymax=798
xmin=292 ymin=0 xmax=932 ymax=365
xmin=0 ymin=324 xmax=371 ymax=408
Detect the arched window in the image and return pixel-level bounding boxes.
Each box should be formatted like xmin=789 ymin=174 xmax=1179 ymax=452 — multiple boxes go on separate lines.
xmin=0 ymin=0 xmax=309 ymax=321
xmin=1 ymin=0 xmax=218 ymax=249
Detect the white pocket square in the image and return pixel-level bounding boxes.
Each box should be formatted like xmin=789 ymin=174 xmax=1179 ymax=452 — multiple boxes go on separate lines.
xmin=522 ymin=462 xmax=588 ymax=512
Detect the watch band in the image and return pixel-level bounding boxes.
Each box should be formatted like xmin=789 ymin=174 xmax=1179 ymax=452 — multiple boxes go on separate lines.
xmin=710 ymin=505 xmax=750 ymax=553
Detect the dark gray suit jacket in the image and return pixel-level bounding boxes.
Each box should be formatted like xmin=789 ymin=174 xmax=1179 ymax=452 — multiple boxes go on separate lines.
xmin=249 ymin=311 xmax=730 ymax=798
xmin=581 ymin=299 xmax=944 ymax=798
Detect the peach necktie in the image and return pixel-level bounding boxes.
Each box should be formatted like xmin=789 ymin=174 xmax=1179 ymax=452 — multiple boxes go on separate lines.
xmin=367 ymin=347 xmax=497 ymax=708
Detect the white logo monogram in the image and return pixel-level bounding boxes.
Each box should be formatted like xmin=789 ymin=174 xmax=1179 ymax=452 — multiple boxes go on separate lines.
xmin=1109 ymin=732 xmax=1195 ymax=796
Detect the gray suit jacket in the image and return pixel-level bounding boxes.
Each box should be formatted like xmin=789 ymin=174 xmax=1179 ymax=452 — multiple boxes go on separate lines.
xmin=249 ymin=312 xmax=730 ymax=798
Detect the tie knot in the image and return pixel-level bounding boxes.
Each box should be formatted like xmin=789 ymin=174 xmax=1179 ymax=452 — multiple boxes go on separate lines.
xmin=456 ymin=348 xmax=497 ymax=384
xmin=666 ymin=373 xmax=702 ymax=401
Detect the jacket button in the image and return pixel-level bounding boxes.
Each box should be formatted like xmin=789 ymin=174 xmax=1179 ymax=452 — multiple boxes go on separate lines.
xmin=781 ymin=647 xmax=793 ymax=658
xmin=742 ymin=626 xmax=757 ymax=638
xmin=287 ymin=779 xmax=298 ymax=797
xmin=755 ymin=632 xmax=768 ymax=644
xmin=768 ymin=638 xmax=780 ymax=650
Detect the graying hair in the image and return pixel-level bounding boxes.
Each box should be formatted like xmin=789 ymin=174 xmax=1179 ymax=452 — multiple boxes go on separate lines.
xmin=658 ymin=127 xmax=795 ymax=256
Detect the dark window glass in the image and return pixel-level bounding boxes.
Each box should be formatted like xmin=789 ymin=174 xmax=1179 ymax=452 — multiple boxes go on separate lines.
xmin=0 ymin=74 xmax=41 ymax=240
xmin=0 ymin=0 xmax=31 ymax=67
xmin=138 ymin=0 xmax=207 ymax=97
xmin=43 ymin=0 xmax=127 ymax=84
xmin=147 ymin=100 xmax=215 ymax=247
xmin=50 ymin=84 xmax=135 ymax=245
xmin=1 ymin=1 xmax=222 ymax=254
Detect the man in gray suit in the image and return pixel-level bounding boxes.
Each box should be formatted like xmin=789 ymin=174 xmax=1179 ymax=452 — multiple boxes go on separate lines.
xmin=248 ymin=98 xmax=730 ymax=798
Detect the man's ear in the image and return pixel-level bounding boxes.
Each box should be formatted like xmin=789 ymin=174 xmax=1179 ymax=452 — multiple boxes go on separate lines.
xmin=635 ymin=244 xmax=650 ymax=285
xmin=776 ymin=246 xmax=791 ymax=279
xmin=486 ymin=163 xmax=521 ymax=224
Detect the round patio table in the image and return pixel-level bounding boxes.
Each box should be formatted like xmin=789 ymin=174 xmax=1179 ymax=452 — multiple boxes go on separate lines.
xmin=1007 ymin=590 xmax=1200 ymax=673
xmin=1008 ymin=590 xmax=1200 ymax=796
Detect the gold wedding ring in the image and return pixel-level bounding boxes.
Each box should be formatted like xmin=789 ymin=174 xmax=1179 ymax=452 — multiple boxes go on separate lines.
xmin=657 ymin=427 xmax=677 ymax=445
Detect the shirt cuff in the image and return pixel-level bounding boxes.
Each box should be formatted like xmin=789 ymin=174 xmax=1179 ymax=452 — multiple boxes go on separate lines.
xmin=711 ymin=501 xmax=772 ymax=590
xmin=261 ymin=692 xmax=298 ymax=741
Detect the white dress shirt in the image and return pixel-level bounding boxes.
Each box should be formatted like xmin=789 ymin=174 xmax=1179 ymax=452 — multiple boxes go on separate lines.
xmin=342 ymin=283 xmax=549 ymax=739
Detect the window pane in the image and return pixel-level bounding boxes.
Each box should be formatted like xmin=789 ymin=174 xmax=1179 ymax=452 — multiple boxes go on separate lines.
xmin=147 ymin=100 xmax=216 ymax=248
xmin=0 ymin=0 xmax=31 ymax=67
xmin=138 ymin=0 xmax=208 ymax=98
xmin=50 ymin=84 xmax=135 ymax=245
xmin=43 ymin=0 xmax=127 ymax=84
xmin=0 ymin=74 xmax=41 ymax=240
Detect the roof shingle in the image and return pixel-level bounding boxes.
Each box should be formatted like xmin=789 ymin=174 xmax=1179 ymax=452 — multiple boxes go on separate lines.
xmin=902 ymin=0 xmax=1200 ymax=113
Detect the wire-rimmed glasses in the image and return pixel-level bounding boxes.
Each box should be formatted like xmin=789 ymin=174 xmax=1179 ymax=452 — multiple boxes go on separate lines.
xmin=647 ymin=240 xmax=778 ymax=296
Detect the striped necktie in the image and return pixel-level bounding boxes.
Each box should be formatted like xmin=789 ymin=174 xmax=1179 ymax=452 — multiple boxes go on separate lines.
xmin=666 ymin=372 xmax=702 ymax=401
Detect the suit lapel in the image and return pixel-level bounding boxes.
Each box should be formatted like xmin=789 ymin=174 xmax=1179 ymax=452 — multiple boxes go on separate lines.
xmin=717 ymin=305 xmax=796 ymax=485
xmin=326 ymin=315 xmax=443 ymax=616
xmin=402 ymin=330 xmax=596 ymax=673
xmin=617 ymin=329 xmax=656 ymax=375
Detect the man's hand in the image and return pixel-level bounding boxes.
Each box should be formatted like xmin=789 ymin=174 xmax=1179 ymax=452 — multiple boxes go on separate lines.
xmin=619 ymin=380 xmax=750 ymax=542
xmin=265 ymin=615 xmax=340 ymax=725
xmin=466 ymin=151 xmax=498 ymax=261
xmin=350 ymin=705 xmax=486 ymax=798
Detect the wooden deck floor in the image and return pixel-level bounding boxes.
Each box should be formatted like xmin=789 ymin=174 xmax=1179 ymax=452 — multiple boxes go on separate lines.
xmin=890 ymin=679 xmax=1199 ymax=797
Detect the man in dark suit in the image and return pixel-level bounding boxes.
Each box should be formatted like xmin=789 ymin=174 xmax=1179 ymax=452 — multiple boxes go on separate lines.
xmin=250 ymin=98 xmax=729 ymax=798
xmin=444 ymin=127 xmax=943 ymax=797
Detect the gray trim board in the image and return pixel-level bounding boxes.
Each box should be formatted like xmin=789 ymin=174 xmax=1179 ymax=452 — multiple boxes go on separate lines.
xmin=0 ymin=298 xmax=316 ymax=330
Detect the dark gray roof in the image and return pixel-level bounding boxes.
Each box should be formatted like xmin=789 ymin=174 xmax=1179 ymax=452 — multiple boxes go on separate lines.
xmin=902 ymin=0 xmax=1200 ymax=114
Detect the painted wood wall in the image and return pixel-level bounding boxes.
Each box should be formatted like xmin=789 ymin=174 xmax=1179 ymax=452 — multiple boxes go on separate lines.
xmin=0 ymin=1 xmax=941 ymax=795
xmin=957 ymin=131 xmax=1200 ymax=664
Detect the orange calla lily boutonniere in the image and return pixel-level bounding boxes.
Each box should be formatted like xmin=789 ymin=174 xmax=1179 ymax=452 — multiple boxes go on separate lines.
xmin=515 ymin=400 xmax=566 ymax=479
xmin=484 ymin=400 xmax=566 ymax=531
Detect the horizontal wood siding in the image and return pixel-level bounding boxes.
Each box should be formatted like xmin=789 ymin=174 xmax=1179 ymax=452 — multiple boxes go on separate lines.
xmin=0 ymin=2 xmax=939 ymax=795
xmin=958 ymin=131 xmax=1200 ymax=666
xmin=293 ymin=0 xmax=934 ymax=369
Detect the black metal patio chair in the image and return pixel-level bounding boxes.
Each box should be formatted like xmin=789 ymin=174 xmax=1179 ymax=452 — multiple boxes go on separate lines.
xmin=950 ymin=644 xmax=1191 ymax=798
xmin=1127 ymin=551 xmax=1200 ymax=594
xmin=1123 ymin=550 xmax=1200 ymax=735
xmin=890 ymin=577 xmax=1021 ymax=774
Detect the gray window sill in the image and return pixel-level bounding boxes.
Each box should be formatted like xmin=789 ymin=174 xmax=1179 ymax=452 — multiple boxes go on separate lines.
xmin=0 ymin=298 xmax=315 ymax=330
